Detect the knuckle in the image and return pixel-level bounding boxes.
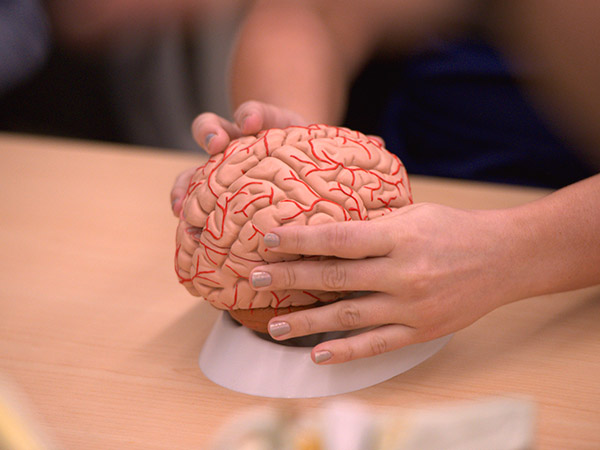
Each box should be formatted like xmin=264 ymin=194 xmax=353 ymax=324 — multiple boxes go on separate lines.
xmin=338 ymin=344 xmax=355 ymax=362
xmin=405 ymin=270 xmax=433 ymax=299
xmin=369 ymin=333 xmax=388 ymax=356
xmin=322 ymin=261 xmax=347 ymax=291
xmin=240 ymin=100 xmax=262 ymax=112
xmin=329 ymin=225 xmax=351 ymax=251
xmin=336 ymin=302 xmax=361 ymax=329
xmin=299 ymin=313 xmax=315 ymax=334
xmin=279 ymin=265 xmax=297 ymax=288
xmin=288 ymin=227 xmax=302 ymax=253
xmin=232 ymin=109 xmax=245 ymax=123
xmin=235 ymin=101 xmax=260 ymax=120
xmin=192 ymin=112 xmax=216 ymax=130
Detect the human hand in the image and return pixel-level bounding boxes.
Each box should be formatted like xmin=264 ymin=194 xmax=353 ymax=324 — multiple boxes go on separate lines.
xmin=249 ymin=203 xmax=523 ymax=364
xmin=170 ymin=101 xmax=309 ymax=216
xmin=191 ymin=100 xmax=309 ymax=155
xmin=170 ymin=167 xmax=198 ymax=218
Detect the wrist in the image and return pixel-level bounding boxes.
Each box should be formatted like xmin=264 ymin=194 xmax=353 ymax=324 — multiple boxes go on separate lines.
xmin=471 ymin=208 xmax=536 ymax=308
xmin=493 ymin=206 xmax=545 ymax=302
xmin=498 ymin=182 xmax=600 ymax=300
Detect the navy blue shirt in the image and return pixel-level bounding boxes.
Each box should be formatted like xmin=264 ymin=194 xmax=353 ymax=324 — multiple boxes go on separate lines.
xmin=377 ymin=38 xmax=594 ymax=188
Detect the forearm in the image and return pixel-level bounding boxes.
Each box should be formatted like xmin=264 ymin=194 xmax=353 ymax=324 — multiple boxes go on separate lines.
xmin=230 ymin=1 xmax=360 ymax=124
xmin=506 ymin=174 xmax=600 ymax=299
xmin=229 ymin=0 xmax=476 ymax=125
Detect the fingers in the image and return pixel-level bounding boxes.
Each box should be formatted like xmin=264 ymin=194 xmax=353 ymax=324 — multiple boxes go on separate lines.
xmin=265 ymin=293 xmax=428 ymax=364
xmin=204 ymin=101 xmax=375 ymax=151
xmin=310 ymin=324 xmax=417 ymax=364
xmin=170 ymin=167 xmax=197 ymax=217
xmin=191 ymin=113 xmax=242 ymax=155
xmin=192 ymin=101 xmax=310 ymax=155
xmin=233 ymin=101 xmax=266 ymax=135
xmin=266 ymin=295 xmax=419 ymax=364
xmin=268 ymin=293 xmax=400 ymax=336
xmin=263 ymin=220 xmax=395 ymax=259
xmin=233 ymin=101 xmax=309 ymax=134
xmin=251 ymin=257 xmax=394 ymax=292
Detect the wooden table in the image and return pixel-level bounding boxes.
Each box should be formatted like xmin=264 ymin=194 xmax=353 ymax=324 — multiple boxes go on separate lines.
xmin=0 ymin=133 xmax=598 ymax=449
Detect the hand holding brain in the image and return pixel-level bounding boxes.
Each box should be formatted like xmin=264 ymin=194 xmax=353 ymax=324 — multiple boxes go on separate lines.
xmin=175 ymin=124 xmax=412 ymax=332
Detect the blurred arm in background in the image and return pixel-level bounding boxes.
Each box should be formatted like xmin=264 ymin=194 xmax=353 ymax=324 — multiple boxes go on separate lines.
xmin=194 ymin=0 xmax=478 ymax=152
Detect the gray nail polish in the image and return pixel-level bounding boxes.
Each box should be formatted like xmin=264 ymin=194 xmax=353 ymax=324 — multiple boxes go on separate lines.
xmin=186 ymin=226 xmax=203 ymax=241
xmin=263 ymin=233 xmax=280 ymax=247
xmin=240 ymin=115 xmax=249 ymax=131
xmin=205 ymin=133 xmax=215 ymax=149
xmin=314 ymin=350 xmax=332 ymax=364
xmin=269 ymin=321 xmax=291 ymax=337
xmin=251 ymin=271 xmax=272 ymax=288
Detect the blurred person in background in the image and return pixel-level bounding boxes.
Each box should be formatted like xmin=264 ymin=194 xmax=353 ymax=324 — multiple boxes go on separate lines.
xmin=175 ymin=0 xmax=600 ymax=365
xmin=0 ymin=0 xmax=247 ymax=149
xmin=189 ymin=0 xmax=599 ymax=189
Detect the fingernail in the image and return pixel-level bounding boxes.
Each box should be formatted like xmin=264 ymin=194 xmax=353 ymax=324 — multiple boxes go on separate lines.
xmin=251 ymin=271 xmax=272 ymax=288
xmin=186 ymin=226 xmax=203 ymax=240
xmin=268 ymin=321 xmax=291 ymax=337
xmin=205 ymin=133 xmax=215 ymax=149
xmin=263 ymin=233 xmax=280 ymax=247
xmin=171 ymin=197 xmax=178 ymax=210
xmin=314 ymin=350 xmax=332 ymax=364
xmin=240 ymin=116 xmax=249 ymax=132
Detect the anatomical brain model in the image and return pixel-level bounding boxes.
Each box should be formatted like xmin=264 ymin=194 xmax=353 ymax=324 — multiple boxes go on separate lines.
xmin=175 ymin=124 xmax=412 ymax=332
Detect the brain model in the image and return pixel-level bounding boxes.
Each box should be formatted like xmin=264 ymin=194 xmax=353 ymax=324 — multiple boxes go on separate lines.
xmin=175 ymin=124 xmax=412 ymax=333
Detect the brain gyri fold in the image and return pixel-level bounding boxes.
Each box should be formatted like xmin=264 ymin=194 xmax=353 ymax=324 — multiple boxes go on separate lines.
xmin=175 ymin=125 xmax=412 ymax=328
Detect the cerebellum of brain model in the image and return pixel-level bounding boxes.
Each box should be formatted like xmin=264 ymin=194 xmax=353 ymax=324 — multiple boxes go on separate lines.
xmin=174 ymin=124 xmax=412 ymax=333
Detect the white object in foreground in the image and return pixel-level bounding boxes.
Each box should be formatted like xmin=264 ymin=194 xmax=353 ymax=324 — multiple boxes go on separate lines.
xmin=199 ymin=312 xmax=452 ymax=398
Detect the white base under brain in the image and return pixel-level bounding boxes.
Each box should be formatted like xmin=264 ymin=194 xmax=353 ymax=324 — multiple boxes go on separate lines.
xmin=175 ymin=124 xmax=412 ymax=332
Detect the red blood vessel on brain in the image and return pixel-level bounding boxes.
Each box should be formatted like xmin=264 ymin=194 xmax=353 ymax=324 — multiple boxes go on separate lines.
xmin=175 ymin=124 xmax=412 ymax=332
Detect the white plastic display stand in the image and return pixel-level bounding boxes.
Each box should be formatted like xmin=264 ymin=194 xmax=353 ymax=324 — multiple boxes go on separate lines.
xmin=199 ymin=312 xmax=452 ymax=398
